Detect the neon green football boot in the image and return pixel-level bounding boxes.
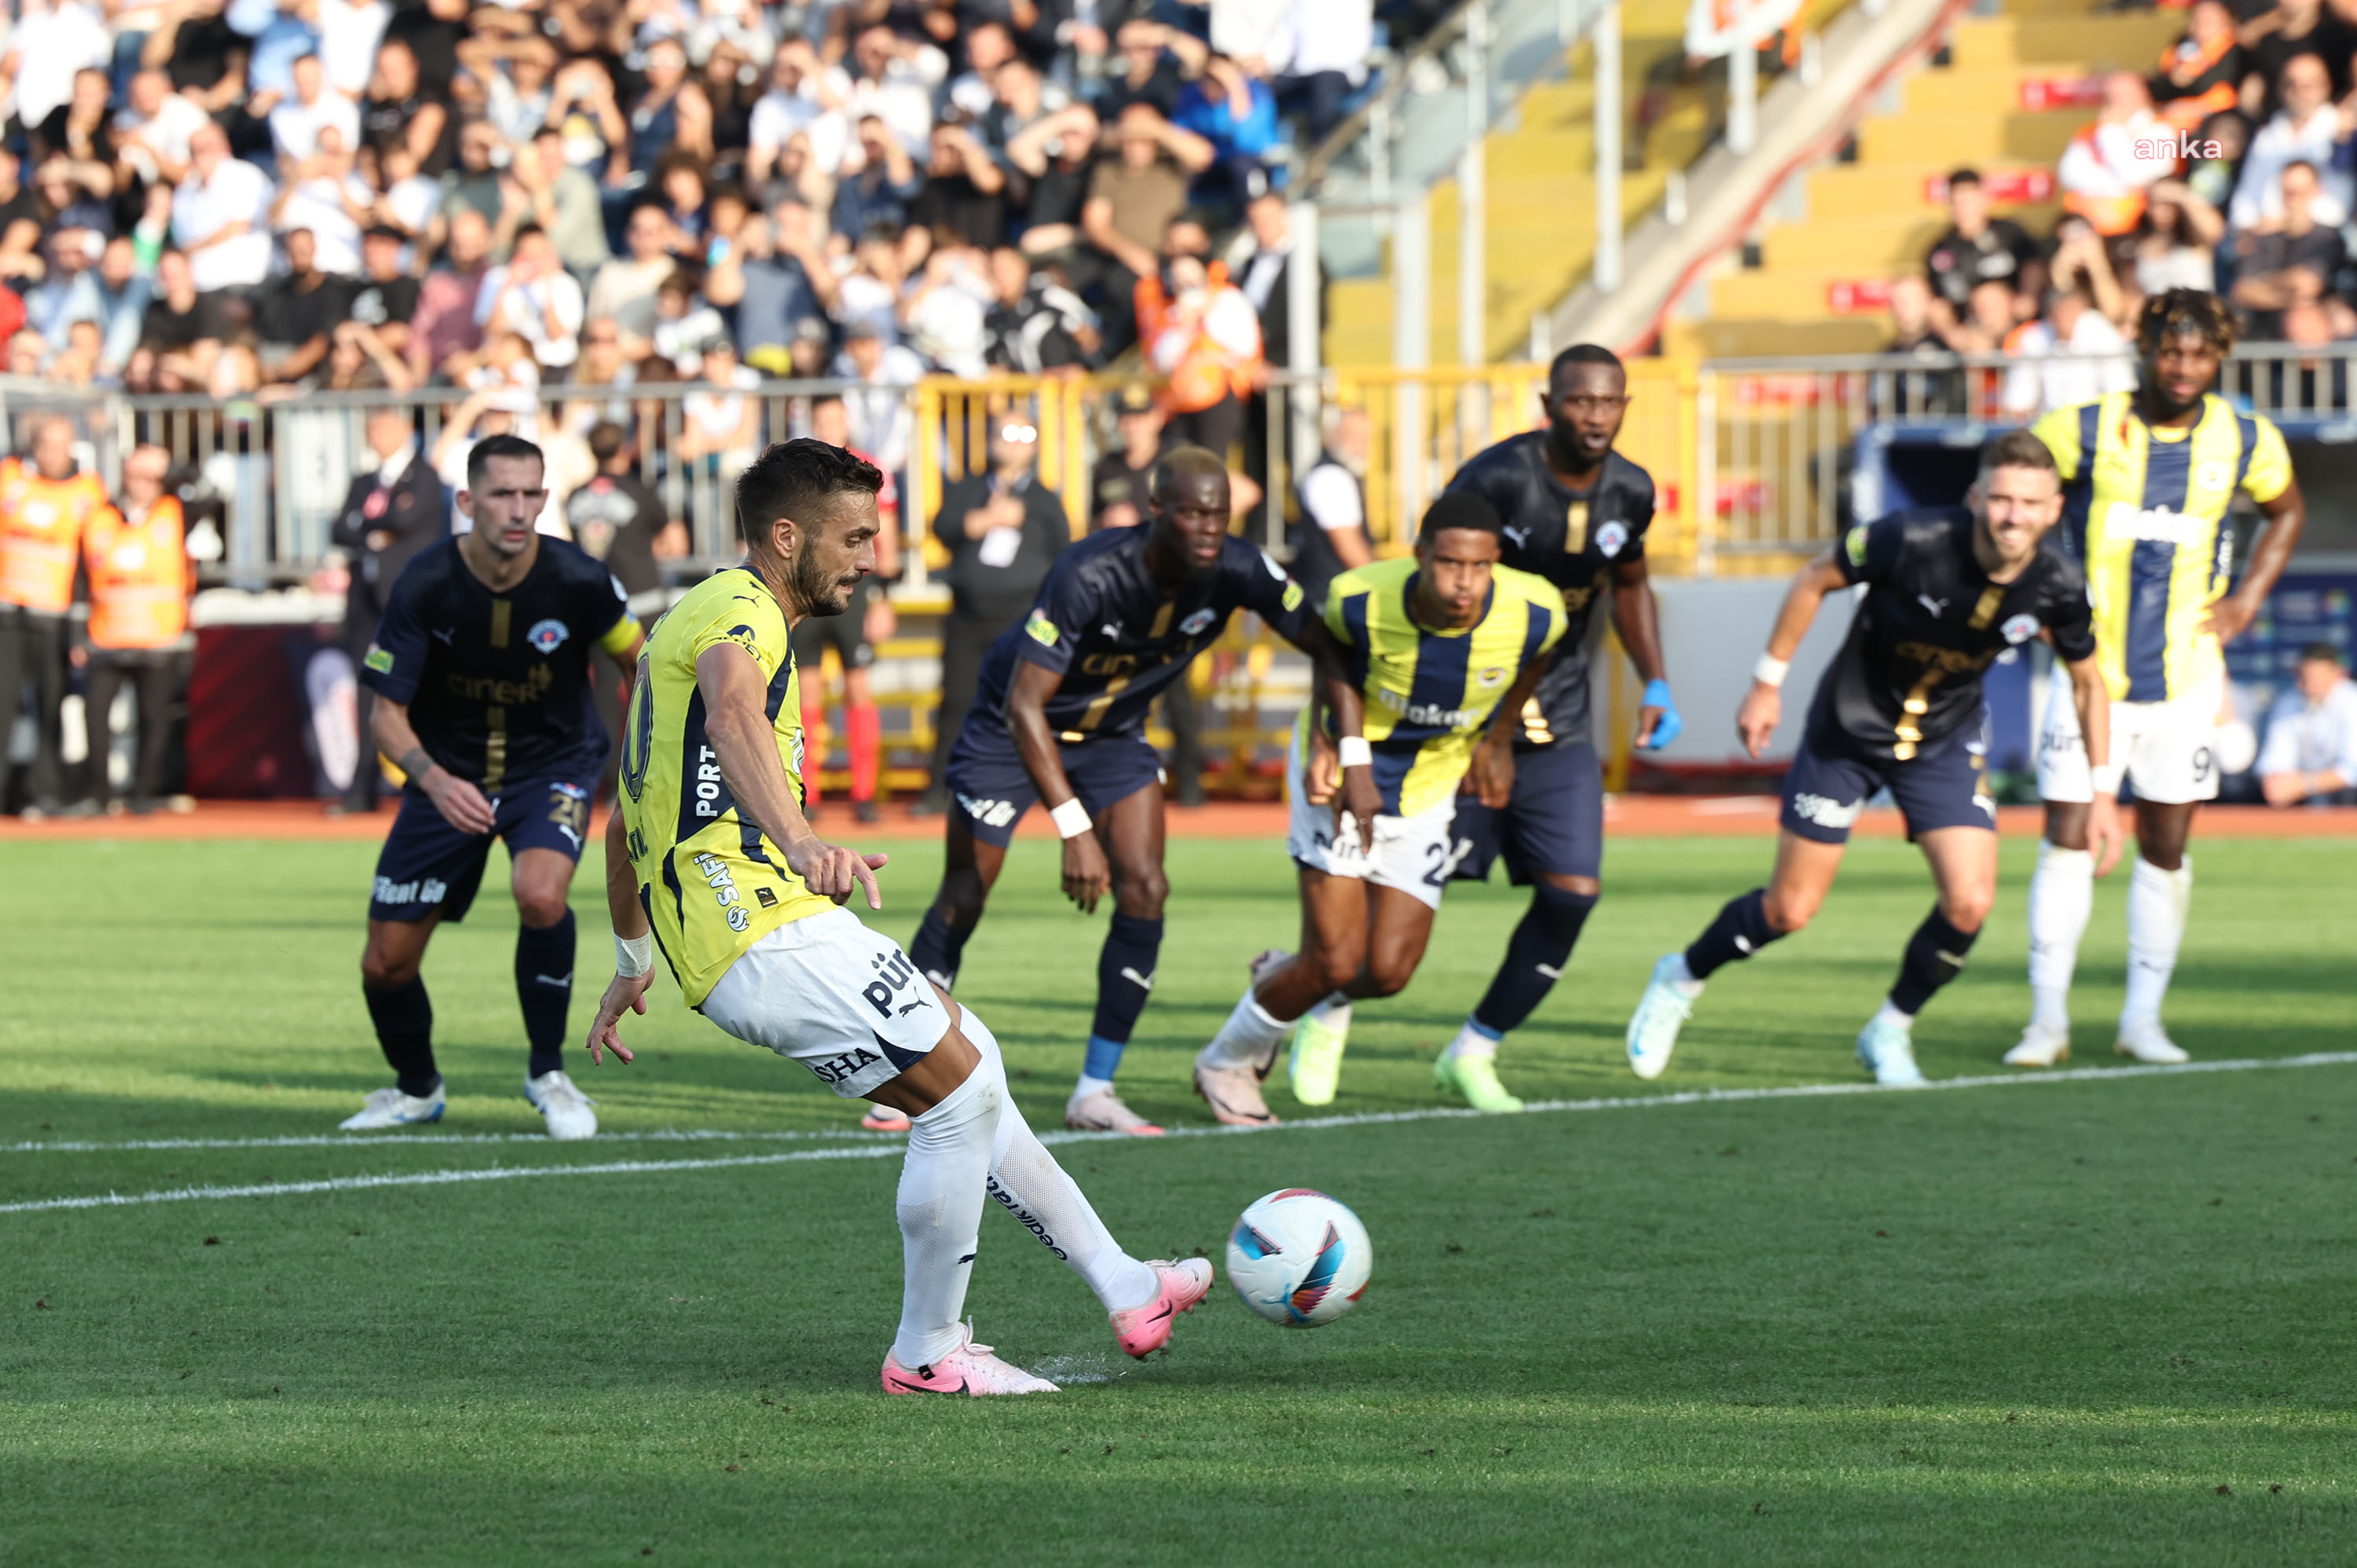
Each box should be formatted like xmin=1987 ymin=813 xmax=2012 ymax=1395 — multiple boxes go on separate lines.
xmin=1286 ymin=1002 xmax=1352 ymax=1107
xmin=1434 ymin=1051 xmax=1525 ymax=1114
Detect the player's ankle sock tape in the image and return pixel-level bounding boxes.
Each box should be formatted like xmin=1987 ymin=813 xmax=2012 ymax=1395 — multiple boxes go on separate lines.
xmin=515 ymin=912 xmax=577 ymax=1075
xmin=891 ymin=1059 xmax=999 ymax=1370
xmin=364 ymin=977 xmax=438 ymax=1099
xmin=911 ymin=906 xmax=970 ymax=991
xmin=1087 ymin=914 xmax=1163 ymax=1058
xmin=845 ymin=702 xmax=882 ymax=800
xmin=1473 ymin=883 xmax=1596 ymax=1035
xmin=1685 ymin=888 xmax=1780 ymax=980
xmin=1890 ymin=907 xmax=1981 ymax=1016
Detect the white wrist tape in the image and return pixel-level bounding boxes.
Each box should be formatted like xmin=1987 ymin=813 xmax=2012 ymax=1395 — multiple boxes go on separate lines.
xmin=614 ymin=931 xmax=654 ymax=979
xmin=1753 ymin=654 xmax=1790 ymax=688
xmin=1337 ymin=735 xmax=1373 ymax=769
xmin=1050 ymin=797 xmax=1092 ymax=839
xmin=2090 ymin=763 xmax=2124 ymax=797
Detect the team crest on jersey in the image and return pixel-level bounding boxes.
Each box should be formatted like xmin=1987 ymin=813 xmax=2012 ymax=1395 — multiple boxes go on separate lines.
xmin=1845 ymin=525 xmax=1869 ymax=568
xmin=1179 ymin=607 xmax=1216 ymax=637
xmin=2196 ymin=460 xmax=2231 ymax=493
xmin=1593 ymin=520 xmax=1629 ymax=558
xmin=527 ymin=618 xmax=570 ymax=653
xmin=1025 ymin=610 xmax=1058 ymax=647
xmin=2000 ymin=613 xmax=2041 ymax=645
xmin=363 ymin=644 xmax=394 ymax=674
xmin=1281 ymin=580 xmax=1305 ymax=612
xmin=1475 ymin=666 xmax=1507 ymax=687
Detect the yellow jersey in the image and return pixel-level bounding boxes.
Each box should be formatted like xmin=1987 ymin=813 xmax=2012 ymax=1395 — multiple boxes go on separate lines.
xmin=618 ymin=566 xmax=836 ymax=1006
xmin=1320 ymin=556 xmax=1567 ymax=817
xmin=2033 ymin=392 xmax=2292 ymax=702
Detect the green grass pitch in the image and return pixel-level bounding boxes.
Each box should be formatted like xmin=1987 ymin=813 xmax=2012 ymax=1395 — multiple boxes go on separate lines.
xmin=4 ymin=829 xmax=2355 ymax=1564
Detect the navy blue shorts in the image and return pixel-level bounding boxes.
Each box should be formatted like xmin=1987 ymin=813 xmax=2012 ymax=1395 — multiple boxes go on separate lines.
xmin=1450 ymin=741 xmax=1604 ymax=885
xmin=1779 ymin=716 xmax=1993 ymax=845
xmin=944 ymin=719 xmax=1164 ymax=848
xmin=368 ymin=775 xmax=596 ymax=923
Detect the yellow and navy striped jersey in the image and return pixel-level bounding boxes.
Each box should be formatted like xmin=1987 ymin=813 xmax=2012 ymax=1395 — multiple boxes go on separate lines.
xmin=1319 ymin=557 xmax=1567 ymax=816
xmin=616 ymin=566 xmax=834 ymax=1007
xmin=2033 ymin=392 xmax=2292 ymax=703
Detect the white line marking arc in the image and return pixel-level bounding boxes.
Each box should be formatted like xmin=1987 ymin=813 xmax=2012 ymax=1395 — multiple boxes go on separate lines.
xmin=5 ymin=1051 xmax=2352 ymax=1218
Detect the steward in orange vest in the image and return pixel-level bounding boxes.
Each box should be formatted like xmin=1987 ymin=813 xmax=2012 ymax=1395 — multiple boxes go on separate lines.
xmin=0 ymin=416 xmax=108 ymax=816
xmin=78 ymin=445 xmax=196 ymax=815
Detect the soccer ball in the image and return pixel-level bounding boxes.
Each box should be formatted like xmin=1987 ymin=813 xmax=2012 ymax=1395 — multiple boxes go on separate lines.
xmin=1225 ymin=1188 xmax=1373 ymax=1327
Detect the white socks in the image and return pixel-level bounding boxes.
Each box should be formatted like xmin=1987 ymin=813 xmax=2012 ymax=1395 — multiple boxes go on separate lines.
xmin=1871 ymin=998 xmax=1914 ymax=1031
xmin=890 ymin=1048 xmax=1001 ymax=1369
xmin=1446 ymin=1019 xmax=1500 ymax=1062
xmin=970 ymin=1009 xmax=1158 ymax=1314
xmin=1201 ymin=987 xmax=1288 ymax=1070
xmin=2025 ymin=841 xmax=2094 ymax=1031
xmin=2123 ymin=855 xmax=2192 ymax=1025
xmin=1666 ymin=952 xmax=1704 ymax=998
xmin=1306 ymin=992 xmax=1352 ymax=1038
xmin=1071 ymin=1073 xmax=1114 ymax=1102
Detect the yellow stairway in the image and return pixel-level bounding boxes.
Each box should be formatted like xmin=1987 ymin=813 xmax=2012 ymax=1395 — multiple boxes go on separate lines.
xmin=1666 ymin=0 xmax=2185 ymax=359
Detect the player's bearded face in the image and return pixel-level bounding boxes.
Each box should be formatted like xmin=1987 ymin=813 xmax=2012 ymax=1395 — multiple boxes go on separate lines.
xmin=1974 ymin=467 xmax=2063 ymax=566
xmin=1545 ymin=371 xmax=1627 ymax=469
xmin=2145 ymin=334 xmax=2221 ymax=415
xmin=787 ymin=501 xmax=878 ymax=617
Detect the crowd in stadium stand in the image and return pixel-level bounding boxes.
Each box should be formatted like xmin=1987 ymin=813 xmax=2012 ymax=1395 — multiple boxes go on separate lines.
xmin=1888 ymin=0 xmax=2357 ymax=415
xmin=0 ymin=0 xmax=1417 ymax=405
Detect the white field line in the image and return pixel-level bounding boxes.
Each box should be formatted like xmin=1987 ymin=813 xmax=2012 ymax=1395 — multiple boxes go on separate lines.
xmin=2 ymin=1127 xmax=893 ymax=1154
xmin=5 ymin=1050 xmax=2355 ymax=1218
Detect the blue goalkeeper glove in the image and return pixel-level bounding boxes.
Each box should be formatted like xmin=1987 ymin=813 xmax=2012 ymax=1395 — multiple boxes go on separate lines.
xmin=1638 ymin=679 xmax=1682 ymax=749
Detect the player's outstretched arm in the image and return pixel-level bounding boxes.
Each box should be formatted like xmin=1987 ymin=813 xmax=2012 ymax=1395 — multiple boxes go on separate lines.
xmin=694 ymin=641 xmax=889 ymax=908
xmin=2066 ymin=654 xmax=2126 ymax=877
xmin=587 ymin=806 xmax=653 ymax=1065
xmin=1004 ymin=659 xmax=1112 ymax=913
xmin=1739 ymin=551 xmax=1847 ymax=758
xmin=372 ymin=696 xmax=497 ymax=833
xmin=2201 ymin=479 xmax=2304 ymax=643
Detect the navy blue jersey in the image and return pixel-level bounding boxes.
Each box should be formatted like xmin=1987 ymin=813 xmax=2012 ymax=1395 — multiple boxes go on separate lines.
xmin=362 ymin=536 xmax=639 ymax=791
xmin=970 ymin=529 xmax=1318 ymax=742
xmin=1811 ymin=506 xmax=2095 ymax=761
xmin=1444 ymin=434 xmax=1655 ymax=747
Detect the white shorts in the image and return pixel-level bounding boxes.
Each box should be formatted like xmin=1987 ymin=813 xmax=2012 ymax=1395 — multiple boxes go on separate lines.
xmin=1284 ymin=728 xmax=1462 ymax=911
xmin=698 ymin=907 xmax=948 ymax=1098
xmin=2035 ymin=665 xmax=2221 ymax=806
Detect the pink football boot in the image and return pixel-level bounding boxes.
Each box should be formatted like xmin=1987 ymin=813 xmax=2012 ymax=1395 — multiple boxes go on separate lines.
xmin=881 ymin=1324 xmax=1059 ymax=1396
xmin=1109 ymin=1258 xmax=1215 ymax=1358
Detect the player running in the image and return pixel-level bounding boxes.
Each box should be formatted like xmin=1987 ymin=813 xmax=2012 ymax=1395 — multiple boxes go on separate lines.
xmin=906 ymin=445 xmax=1330 ymax=1137
xmin=341 ymin=434 xmax=644 ymax=1139
xmin=1285 ymin=343 xmax=1681 ymax=1114
xmin=1193 ymin=492 xmax=1567 ymax=1124
xmin=2009 ymin=290 xmax=2305 ymax=1068
xmin=1624 ymin=432 xmax=2122 ymax=1086
xmin=585 ymin=439 xmax=1209 ymax=1395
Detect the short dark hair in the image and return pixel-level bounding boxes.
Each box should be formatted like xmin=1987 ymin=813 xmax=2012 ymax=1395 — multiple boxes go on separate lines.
xmin=735 ymin=438 xmax=884 ymax=551
xmin=1150 ymin=443 xmax=1228 ymax=500
xmin=1979 ymin=428 xmax=2059 ymax=479
xmin=1947 ymin=168 xmax=1982 ymax=191
xmin=1549 ymin=343 xmax=1623 ymax=383
xmin=2137 ymin=287 xmax=2236 ymax=358
xmin=2300 ymin=642 xmax=2345 ymax=666
xmin=1420 ymin=490 xmax=1504 ymax=538
xmin=467 ymin=433 xmax=544 ymax=488
xmin=587 ymin=421 xmax=628 ymax=463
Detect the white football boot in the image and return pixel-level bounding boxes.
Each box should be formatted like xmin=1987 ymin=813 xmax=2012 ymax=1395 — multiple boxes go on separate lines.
xmin=2114 ymin=1017 xmax=2190 ymax=1064
xmin=1855 ymin=1015 xmax=1928 ymax=1087
xmin=526 ymin=1070 xmax=599 ymax=1140
xmin=2003 ymin=1022 xmax=2072 ymax=1068
xmin=338 ymin=1082 xmax=445 ymax=1131
xmin=1624 ymin=954 xmax=1699 ymax=1081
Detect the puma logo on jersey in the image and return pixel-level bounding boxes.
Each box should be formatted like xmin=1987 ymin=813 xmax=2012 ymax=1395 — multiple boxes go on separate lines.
xmin=1917 ymin=595 xmax=1948 ymax=617
xmin=430 ymin=626 xmax=456 ymax=645
xmin=1502 ymin=525 xmax=1531 ymax=549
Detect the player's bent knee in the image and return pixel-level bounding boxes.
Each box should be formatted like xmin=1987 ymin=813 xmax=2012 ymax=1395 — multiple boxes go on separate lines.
xmin=1113 ymin=865 xmax=1169 ymax=916
xmin=1941 ymin=889 xmax=1996 ymax=933
xmin=361 ymin=948 xmax=419 ymax=991
xmin=1362 ymin=957 xmax=1417 ymax=998
xmin=1762 ymin=892 xmax=1816 ymax=936
xmin=515 ymin=892 xmax=571 ymax=929
xmin=1305 ymin=947 xmax=1362 ymax=996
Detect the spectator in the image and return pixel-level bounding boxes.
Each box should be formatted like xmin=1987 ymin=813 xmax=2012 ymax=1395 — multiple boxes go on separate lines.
xmin=909 ymin=120 xmax=1007 ymax=248
xmin=832 ymin=224 xmax=910 ymax=343
xmin=833 ymin=318 xmax=925 ymax=473
xmin=922 ymin=415 xmax=1070 ymax=811
xmin=1923 ymin=168 xmax=2042 ymax=324
xmin=53 ymin=234 xmax=152 ymax=379
xmin=1100 ymin=18 xmax=1194 ymax=120
xmin=1270 ymin=0 xmax=1376 ymax=142
xmin=77 ymin=443 xmax=196 ymax=815
xmin=1290 ymin=401 xmax=1376 ymax=617
xmin=438 ymin=119 xmax=510 ymax=237
xmin=2183 ymin=108 xmax=2249 ymax=211
xmin=24 ymin=236 xmax=101 ymax=346
xmin=746 ymin=35 xmax=853 ymax=186
xmin=497 ymin=127 xmax=609 ymax=274
xmin=5 ymin=2 xmax=112 ymax=137
xmin=126 ymin=248 xmax=225 ymax=391
xmin=628 ymin=38 xmax=715 ymax=177
xmin=35 ymin=153 xmax=115 ymax=251
xmin=830 ymin=115 xmax=922 ymax=239
xmin=946 ymin=18 xmax=1019 ymax=120
xmin=706 ymin=201 xmax=838 ymax=372
xmin=2153 ymin=0 xmax=2244 ymax=132
xmin=269 ymin=124 xmax=369 ymax=276
xmin=1173 ymin=53 xmax=1281 ymax=211
xmin=0 ymin=414 xmax=111 ymax=818
xmin=2231 ymin=52 xmax=2351 ymax=230
xmin=252 ymin=226 xmax=350 ymax=383
xmin=346 ymin=224 xmax=416 ymax=357
xmin=0 ymin=150 xmax=43 ymax=284
xmin=649 ymin=269 xmax=728 ymax=370
xmin=983 ymin=244 xmax=1099 ymax=372
xmin=173 ymin=124 xmax=277 ymax=299
xmin=360 ymin=35 xmax=456 ymax=178
xmin=1082 ymin=104 xmax=1213 ymax=349
xmin=361 ymin=139 xmax=442 ymax=243
xmin=29 ymin=67 xmax=118 ymax=178
xmin=546 ymin=56 xmax=630 ymax=190
xmin=678 ymin=335 xmax=763 ymax=478
xmin=563 ymin=421 xmax=684 ymax=597
xmin=1136 ymin=244 xmax=1263 ymax=458
xmin=2000 ymin=282 xmax=2135 ymax=418
xmin=2057 ymin=72 xmax=2179 ymax=238
xmin=313 ymin=0 xmax=390 ymax=100
xmin=244 ymin=0 xmax=326 ymax=100
xmin=2258 ymin=643 xmax=2357 ymax=805
xmin=558 ymin=317 xmax=638 ymax=437
xmin=115 ymin=69 xmax=210 ymax=188
xmin=2238 ymin=0 xmax=2352 ymax=117
xmin=268 ymin=51 xmax=360 ymax=163
xmin=2132 ymin=178 xmax=2226 ymax=295
xmin=327 ymin=403 xmax=442 ymax=812
xmin=1006 ymin=101 xmax=1101 ymax=255
xmin=408 ymin=207 xmax=493 ymax=378
xmin=141 ymin=0 xmax=247 ymax=119
xmin=475 ymin=225 xmax=585 ymax=370
xmin=902 ymin=241 xmax=993 ymax=376
xmin=794 ymin=390 xmax=900 ymax=821
xmin=324 ymin=317 xmax=415 ymax=390
xmin=2231 ymin=160 xmax=2350 ymax=339
xmin=457 ymin=31 xmax=557 ymax=148
xmin=1877 ymin=273 xmax=1967 ymax=418
xmin=845 ymin=24 xmax=940 ymax=157
xmin=1090 ymin=381 xmax=1167 ymax=532
xmin=586 ymin=204 xmax=679 ymax=347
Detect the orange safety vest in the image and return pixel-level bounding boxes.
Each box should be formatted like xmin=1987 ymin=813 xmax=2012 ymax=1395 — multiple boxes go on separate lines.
xmin=2155 ymin=31 xmax=2241 ymax=134
xmin=1134 ymin=260 xmax=1264 ymax=414
xmin=83 ymin=495 xmax=192 ymax=650
xmin=0 ymin=458 xmax=110 ymax=615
